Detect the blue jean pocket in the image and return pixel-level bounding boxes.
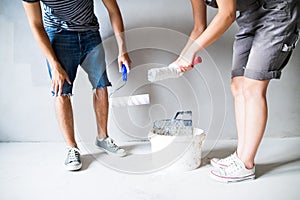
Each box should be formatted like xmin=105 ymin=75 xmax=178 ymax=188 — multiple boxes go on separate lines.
xmin=45 ymin=27 xmax=63 ymax=35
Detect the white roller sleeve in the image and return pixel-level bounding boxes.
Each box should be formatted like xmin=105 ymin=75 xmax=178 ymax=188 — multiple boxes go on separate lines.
xmin=147 ymin=57 xmax=202 ymax=82
xmin=109 ymin=94 xmax=150 ymax=107
xmin=148 ymin=63 xmax=182 ymax=82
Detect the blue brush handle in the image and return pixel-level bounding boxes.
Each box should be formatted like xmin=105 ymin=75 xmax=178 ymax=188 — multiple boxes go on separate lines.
xmin=121 ymin=64 xmax=127 ymax=82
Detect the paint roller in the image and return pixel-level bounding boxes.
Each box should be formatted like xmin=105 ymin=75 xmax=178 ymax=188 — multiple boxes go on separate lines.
xmin=109 ymin=64 xmax=150 ymax=108
xmin=147 ymin=57 xmax=202 ymax=82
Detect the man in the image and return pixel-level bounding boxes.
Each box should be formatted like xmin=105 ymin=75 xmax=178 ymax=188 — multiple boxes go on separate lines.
xmin=22 ymin=0 xmax=131 ymax=171
xmin=172 ymin=0 xmax=299 ymax=182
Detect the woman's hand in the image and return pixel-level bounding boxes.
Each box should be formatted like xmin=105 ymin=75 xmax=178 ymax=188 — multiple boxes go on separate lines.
xmin=173 ymin=55 xmax=202 ymax=73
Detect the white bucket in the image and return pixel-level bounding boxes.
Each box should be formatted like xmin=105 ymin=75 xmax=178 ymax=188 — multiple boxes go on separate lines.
xmin=149 ymin=128 xmax=205 ymax=172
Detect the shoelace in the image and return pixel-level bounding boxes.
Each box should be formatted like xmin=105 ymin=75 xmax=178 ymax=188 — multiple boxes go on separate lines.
xmin=67 ymin=148 xmax=80 ymax=163
xmin=106 ymin=138 xmax=120 ymax=150
xmin=218 ymin=153 xmax=236 ymax=164
xmin=222 ymin=160 xmax=243 ymax=175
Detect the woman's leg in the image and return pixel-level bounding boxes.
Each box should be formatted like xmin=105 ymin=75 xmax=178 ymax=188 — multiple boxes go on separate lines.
xmin=239 ymin=77 xmax=270 ymax=169
xmin=230 ymin=76 xmax=246 ymax=157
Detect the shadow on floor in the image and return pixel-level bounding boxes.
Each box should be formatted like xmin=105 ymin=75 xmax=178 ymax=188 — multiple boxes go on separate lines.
xmin=80 ymin=152 xmax=105 ymax=171
xmin=80 ymin=142 xmax=150 ymax=170
xmin=200 ymin=147 xmax=236 ymax=167
xmin=255 ymin=158 xmax=300 ymax=178
xmin=200 ymin=147 xmax=300 ymax=178
xmin=80 ymin=142 xmax=300 ymax=177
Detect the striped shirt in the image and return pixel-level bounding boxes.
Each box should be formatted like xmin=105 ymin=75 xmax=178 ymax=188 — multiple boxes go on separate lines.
xmin=23 ymin=0 xmax=99 ymax=31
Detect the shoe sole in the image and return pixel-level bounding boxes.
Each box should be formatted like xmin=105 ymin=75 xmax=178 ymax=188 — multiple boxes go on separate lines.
xmin=64 ymin=163 xmax=82 ymax=171
xmin=95 ymin=145 xmax=127 ymax=157
xmin=210 ymin=170 xmax=255 ymax=183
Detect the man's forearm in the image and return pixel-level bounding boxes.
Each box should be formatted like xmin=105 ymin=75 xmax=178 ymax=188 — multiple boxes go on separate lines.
xmin=23 ymin=2 xmax=60 ymax=70
xmin=103 ymin=0 xmax=128 ymax=55
xmin=114 ymin=29 xmax=127 ymax=55
xmin=110 ymin=13 xmax=127 ymax=55
xmin=31 ymin=25 xmax=60 ymax=68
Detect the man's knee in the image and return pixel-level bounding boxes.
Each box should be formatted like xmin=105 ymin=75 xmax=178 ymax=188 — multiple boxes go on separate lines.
xmin=94 ymin=87 xmax=108 ymax=100
xmin=55 ymin=95 xmax=71 ymax=104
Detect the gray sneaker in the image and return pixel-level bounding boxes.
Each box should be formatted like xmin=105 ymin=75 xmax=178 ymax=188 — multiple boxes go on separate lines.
xmin=64 ymin=146 xmax=82 ymax=171
xmin=95 ymin=137 xmax=127 ymax=157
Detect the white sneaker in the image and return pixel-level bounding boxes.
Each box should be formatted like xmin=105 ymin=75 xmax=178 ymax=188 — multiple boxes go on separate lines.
xmin=210 ymin=156 xmax=255 ymax=183
xmin=210 ymin=152 xmax=237 ymax=168
xmin=64 ymin=146 xmax=82 ymax=171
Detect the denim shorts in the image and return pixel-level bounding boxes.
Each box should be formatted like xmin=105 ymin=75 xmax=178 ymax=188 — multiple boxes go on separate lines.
xmin=232 ymin=0 xmax=299 ymax=80
xmin=46 ymin=28 xmax=111 ymax=95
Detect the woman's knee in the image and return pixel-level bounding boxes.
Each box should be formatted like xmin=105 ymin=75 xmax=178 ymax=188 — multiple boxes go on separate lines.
xmin=242 ymin=78 xmax=270 ymax=100
xmin=230 ymin=77 xmax=244 ymax=97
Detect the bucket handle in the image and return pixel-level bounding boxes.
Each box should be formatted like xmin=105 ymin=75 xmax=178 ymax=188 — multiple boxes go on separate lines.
xmin=173 ymin=111 xmax=192 ymax=120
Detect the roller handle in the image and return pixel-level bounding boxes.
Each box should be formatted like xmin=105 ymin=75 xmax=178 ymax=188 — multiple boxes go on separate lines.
xmin=173 ymin=111 xmax=192 ymax=120
xmin=192 ymin=56 xmax=202 ymax=65
xmin=121 ymin=64 xmax=127 ymax=82
xmin=178 ymin=56 xmax=202 ymax=72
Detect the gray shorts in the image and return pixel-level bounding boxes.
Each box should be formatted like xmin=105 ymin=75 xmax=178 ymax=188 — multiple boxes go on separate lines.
xmin=232 ymin=0 xmax=300 ymax=80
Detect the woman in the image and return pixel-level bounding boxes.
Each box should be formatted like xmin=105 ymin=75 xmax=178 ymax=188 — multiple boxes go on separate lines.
xmin=173 ymin=0 xmax=299 ymax=182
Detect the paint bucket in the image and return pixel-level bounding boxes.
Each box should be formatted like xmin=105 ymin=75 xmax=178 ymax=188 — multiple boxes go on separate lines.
xmin=149 ymin=127 xmax=205 ymax=172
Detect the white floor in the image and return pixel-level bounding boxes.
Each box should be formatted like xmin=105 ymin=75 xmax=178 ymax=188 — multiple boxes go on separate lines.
xmin=1 ymin=138 xmax=300 ymax=200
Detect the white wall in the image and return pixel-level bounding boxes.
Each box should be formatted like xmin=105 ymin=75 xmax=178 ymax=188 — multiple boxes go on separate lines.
xmin=0 ymin=0 xmax=299 ymax=142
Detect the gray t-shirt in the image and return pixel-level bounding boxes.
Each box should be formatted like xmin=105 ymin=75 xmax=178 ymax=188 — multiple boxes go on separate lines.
xmin=205 ymin=0 xmax=258 ymax=11
xmin=22 ymin=0 xmax=99 ymax=31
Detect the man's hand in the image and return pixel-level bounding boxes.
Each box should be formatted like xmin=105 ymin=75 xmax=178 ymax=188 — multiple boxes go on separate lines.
xmin=102 ymin=0 xmax=131 ymax=74
xmin=50 ymin=62 xmax=71 ymax=96
xmin=118 ymin=52 xmax=131 ymax=73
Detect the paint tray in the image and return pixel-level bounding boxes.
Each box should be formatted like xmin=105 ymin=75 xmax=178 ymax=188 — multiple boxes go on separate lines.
xmin=150 ymin=111 xmax=193 ymax=136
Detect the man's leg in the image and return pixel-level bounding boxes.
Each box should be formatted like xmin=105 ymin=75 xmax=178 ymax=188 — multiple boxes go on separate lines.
xmin=55 ymin=95 xmax=81 ymax=171
xmin=93 ymin=87 xmax=109 ymax=139
xmin=93 ymin=87 xmax=127 ymax=157
xmin=55 ymin=95 xmax=76 ymax=147
xmin=239 ymin=77 xmax=270 ymax=169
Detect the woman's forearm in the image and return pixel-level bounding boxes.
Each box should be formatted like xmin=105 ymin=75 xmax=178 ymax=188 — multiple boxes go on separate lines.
xmin=181 ymin=0 xmax=236 ymax=62
xmin=186 ymin=10 xmax=236 ymax=57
